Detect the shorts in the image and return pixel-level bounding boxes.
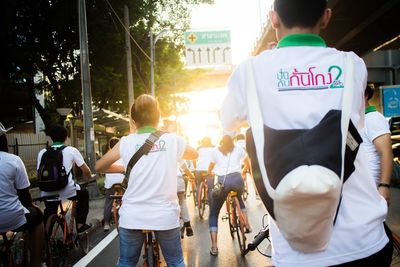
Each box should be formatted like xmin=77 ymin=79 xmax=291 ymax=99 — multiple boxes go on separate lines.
xmin=12 ymin=207 xmax=44 ymax=232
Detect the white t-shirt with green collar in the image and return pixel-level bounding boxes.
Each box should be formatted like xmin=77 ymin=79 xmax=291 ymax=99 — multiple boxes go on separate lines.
xmin=221 ymin=34 xmax=388 ymax=267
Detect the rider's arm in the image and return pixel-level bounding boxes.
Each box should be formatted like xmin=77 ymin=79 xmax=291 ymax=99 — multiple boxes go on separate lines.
xmin=79 ymin=163 xmax=93 ymax=180
xmin=208 ymin=162 xmax=216 ymax=176
xmin=96 ymin=142 xmax=123 ymax=173
xmin=17 ymin=187 xmax=34 ymax=208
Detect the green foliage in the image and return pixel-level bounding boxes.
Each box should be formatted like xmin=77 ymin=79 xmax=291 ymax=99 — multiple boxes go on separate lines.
xmin=1 ymin=0 xmax=215 ymax=129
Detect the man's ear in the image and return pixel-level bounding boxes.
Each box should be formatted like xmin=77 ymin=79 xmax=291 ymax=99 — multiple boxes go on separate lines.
xmin=269 ymin=10 xmax=280 ymax=29
xmin=319 ymin=8 xmax=332 ymax=29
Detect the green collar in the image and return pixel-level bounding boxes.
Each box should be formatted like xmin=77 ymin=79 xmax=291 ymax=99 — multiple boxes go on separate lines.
xmin=277 ymin=34 xmax=327 ymax=48
xmin=52 ymin=142 xmax=64 ymax=147
xmin=365 ymin=105 xmax=377 ymax=114
xmin=137 ymin=126 xmax=157 ymax=134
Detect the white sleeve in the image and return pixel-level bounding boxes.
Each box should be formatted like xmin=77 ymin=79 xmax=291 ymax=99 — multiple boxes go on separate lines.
xmin=37 ymin=149 xmax=45 ymax=170
xmin=366 ymin=113 xmax=391 ymax=142
xmin=14 ymin=156 xmax=30 ymax=190
xmin=351 ymin=53 xmax=367 ymax=130
xmin=71 ymin=147 xmax=85 ymax=167
xmin=221 ymin=64 xmax=247 ymax=135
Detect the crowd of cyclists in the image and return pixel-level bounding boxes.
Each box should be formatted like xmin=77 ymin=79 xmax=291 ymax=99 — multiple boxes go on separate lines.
xmin=1 ymin=0 xmax=400 ymax=266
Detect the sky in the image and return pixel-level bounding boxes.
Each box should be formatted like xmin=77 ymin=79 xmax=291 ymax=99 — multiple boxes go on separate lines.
xmin=189 ymin=0 xmax=273 ymax=65
xmin=177 ymin=0 xmax=273 ymax=145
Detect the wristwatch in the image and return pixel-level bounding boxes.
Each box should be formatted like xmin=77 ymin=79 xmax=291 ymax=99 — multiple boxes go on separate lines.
xmin=378 ymin=182 xmax=390 ymax=188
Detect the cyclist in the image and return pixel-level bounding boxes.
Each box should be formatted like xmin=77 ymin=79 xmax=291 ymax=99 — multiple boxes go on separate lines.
xmin=177 ymin=160 xmax=194 ymax=237
xmin=37 ymin=125 xmax=93 ymax=233
xmin=194 ymin=137 xmax=215 ymax=202
xmin=103 ymin=137 xmax=124 ymax=231
xmin=0 ymin=122 xmax=45 ymax=267
xmin=96 ymin=94 xmax=198 ymax=267
xmin=207 ymin=134 xmax=251 ymax=256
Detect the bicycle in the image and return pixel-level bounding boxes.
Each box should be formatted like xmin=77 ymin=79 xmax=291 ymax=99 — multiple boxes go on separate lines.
xmin=243 ymin=224 xmax=271 ymax=258
xmin=142 ymin=230 xmax=161 ymax=267
xmin=242 ymin=172 xmax=249 ymax=201
xmin=186 ymin=175 xmax=197 ymax=208
xmin=109 ymin=183 xmax=125 ymax=231
xmin=197 ymin=172 xmax=209 ymax=219
xmin=45 ymin=180 xmax=95 ymax=266
xmin=225 ymin=191 xmax=247 ymax=255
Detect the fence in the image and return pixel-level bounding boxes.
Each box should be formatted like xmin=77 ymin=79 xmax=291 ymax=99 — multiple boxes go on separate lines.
xmin=7 ymin=133 xmax=49 ymax=173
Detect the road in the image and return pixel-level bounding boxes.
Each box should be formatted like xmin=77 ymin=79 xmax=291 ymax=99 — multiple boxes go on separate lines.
xmin=72 ymin=181 xmax=273 ymax=267
xmin=72 ymin=185 xmax=400 ymax=267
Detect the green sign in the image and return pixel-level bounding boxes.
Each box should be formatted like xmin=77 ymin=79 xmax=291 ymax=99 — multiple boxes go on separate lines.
xmin=185 ymin=30 xmax=231 ymax=45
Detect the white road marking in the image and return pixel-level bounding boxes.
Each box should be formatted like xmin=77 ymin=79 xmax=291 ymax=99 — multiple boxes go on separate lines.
xmin=73 ymin=228 xmax=118 ymax=267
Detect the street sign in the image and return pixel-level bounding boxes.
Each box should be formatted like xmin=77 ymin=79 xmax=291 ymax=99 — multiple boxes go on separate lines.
xmin=381 ymin=85 xmax=400 ymax=117
xmin=184 ymin=30 xmax=231 ymax=67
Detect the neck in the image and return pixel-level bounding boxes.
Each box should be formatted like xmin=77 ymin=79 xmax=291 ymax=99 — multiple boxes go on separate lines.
xmin=277 ymin=27 xmax=321 ymax=41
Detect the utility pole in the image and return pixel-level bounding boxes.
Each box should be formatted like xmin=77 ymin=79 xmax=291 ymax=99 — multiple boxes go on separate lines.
xmin=124 ymin=5 xmax=134 ymax=109
xmin=78 ymin=0 xmax=96 ymax=173
xmin=150 ymin=32 xmax=155 ymax=97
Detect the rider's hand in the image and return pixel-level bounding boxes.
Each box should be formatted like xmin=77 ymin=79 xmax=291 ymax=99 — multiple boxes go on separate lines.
xmin=378 ymin=186 xmax=391 ymax=206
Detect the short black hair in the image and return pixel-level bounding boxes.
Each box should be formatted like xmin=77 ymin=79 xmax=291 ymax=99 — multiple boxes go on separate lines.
xmin=0 ymin=135 xmax=8 ymax=152
xmin=274 ymin=0 xmax=328 ymax=28
xmin=109 ymin=137 xmax=120 ymax=149
xmin=365 ymin=85 xmax=374 ymax=100
xmin=49 ymin=125 xmax=68 ymax=143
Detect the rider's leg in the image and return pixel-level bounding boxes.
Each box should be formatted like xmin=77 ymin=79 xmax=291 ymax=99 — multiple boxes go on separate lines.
xmin=209 ymin=180 xmax=228 ymax=253
xmin=178 ymin=191 xmax=193 ymax=236
xmin=118 ymin=228 xmax=144 ymax=267
xmin=75 ymin=188 xmax=90 ymax=229
xmin=103 ymin=187 xmax=115 ymax=228
xmin=156 ymin=228 xmax=185 ymax=267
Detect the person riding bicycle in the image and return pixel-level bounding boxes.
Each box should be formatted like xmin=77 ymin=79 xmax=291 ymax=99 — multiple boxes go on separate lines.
xmin=103 ymin=137 xmax=124 ymax=231
xmin=37 ymin=124 xmax=93 ymax=233
xmin=221 ymin=0 xmax=392 ymax=265
xmin=194 ymin=136 xmax=215 ymax=202
xmin=177 ymin=160 xmax=194 ymax=237
xmin=96 ymin=94 xmax=198 ymax=267
xmin=0 ymin=122 xmax=45 ymax=267
xmin=207 ymin=134 xmax=251 ymax=256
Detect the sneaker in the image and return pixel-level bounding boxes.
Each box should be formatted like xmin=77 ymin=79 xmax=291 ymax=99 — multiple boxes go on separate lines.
xmin=186 ymin=226 xmax=194 ymax=237
xmin=210 ymin=247 xmax=218 ymax=256
xmin=78 ymin=223 xmax=92 ymax=234
xmin=103 ymin=224 xmax=110 ymax=231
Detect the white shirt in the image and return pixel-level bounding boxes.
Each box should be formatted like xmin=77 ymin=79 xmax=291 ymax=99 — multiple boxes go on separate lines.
xmin=210 ymin=146 xmax=246 ymax=176
xmin=104 ymin=158 xmax=124 ymax=189
xmin=221 ymin=38 xmax=388 ymax=266
xmin=37 ymin=145 xmax=85 ymax=200
xmin=196 ymin=146 xmax=215 ymax=171
xmin=118 ymin=132 xmax=185 ymax=230
xmin=0 ymin=152 xmax=30 ymax=232
xmin=361 ymin=109 xmax=391 ymax=185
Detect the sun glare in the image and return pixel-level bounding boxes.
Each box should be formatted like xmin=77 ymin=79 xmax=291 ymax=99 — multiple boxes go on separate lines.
xmin=176 ymin=88 xmax=227 ymax=147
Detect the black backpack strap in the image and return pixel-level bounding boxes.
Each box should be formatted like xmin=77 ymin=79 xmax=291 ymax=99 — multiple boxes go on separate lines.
xmin=123 ymin=130 xmax=165 ymax=185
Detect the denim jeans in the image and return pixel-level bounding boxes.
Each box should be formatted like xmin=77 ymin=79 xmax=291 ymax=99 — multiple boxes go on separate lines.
xmin=118 ymin=227 xmax=185 ymax=267
xmin=209 ymin=172 xmax=245 ymax=232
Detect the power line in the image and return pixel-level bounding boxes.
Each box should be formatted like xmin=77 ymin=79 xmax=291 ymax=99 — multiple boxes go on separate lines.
xmin=103 ymin=0 xmax=151 ymax=61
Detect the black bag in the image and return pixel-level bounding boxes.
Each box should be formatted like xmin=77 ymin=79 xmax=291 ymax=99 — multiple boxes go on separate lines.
xmin=211 ymin=182 xmax=224 ymax=199
xmin=37 ymin=146 xmax=70 ymax=192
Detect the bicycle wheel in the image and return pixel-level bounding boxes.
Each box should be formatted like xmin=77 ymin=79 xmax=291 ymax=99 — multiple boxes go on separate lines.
xmin=112 ymin=199 xmax=121 ymax=232
xmin=243 ymin=178 xmax=249 ymax=201
xmin=43 ymin=233 xmax=53 ymax=267
xmin=191 ymin=181 xmax=197 ymax=207
xmin=392 ymin=232 xmax=400 ymax=266
xmin=233 ymin=198 xmax=247 ymax=255
xmin=197 ymin=182 xmax=207 ymax=219
xmin=46 ymin=215 xmax=68 ymax=267
xmin=226 ymin=198 xmax=235 ymax=239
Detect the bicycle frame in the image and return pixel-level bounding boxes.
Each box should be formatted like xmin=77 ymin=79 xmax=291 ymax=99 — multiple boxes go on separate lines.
xmin=143 ymin=230 xmax=160 ymax=267
xmin=226 ymin=191 xmax=247 ymax=255
xmin=0 ymin=232 xmax=18 ymax=267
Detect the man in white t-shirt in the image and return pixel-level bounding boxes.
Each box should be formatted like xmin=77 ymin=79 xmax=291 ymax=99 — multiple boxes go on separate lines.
xmin=361 ymin=85 xmax=392 ymax=204
xmin=37 ymin=125 xmax=93 ymax=233
xmin=221 ymin=0 xmax=391 ymax=266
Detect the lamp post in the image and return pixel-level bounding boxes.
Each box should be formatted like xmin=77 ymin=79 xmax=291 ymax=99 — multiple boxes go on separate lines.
xmin=150 ymin=30 xmax=167 ymax=97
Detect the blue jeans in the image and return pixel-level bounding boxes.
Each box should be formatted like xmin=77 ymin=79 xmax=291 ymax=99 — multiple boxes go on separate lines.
xmin=118 ymin=227 xmax=185 ymax=267
xmin=209 ymin=172 xmax=245 ymax=232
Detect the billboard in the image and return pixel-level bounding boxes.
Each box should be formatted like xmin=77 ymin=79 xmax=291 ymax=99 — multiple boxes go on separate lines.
xmin=381 ymin=85 xmax=400 ymax=117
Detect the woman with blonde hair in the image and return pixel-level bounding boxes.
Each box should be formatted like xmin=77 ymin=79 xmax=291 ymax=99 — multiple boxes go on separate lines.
xmin=96 ymin=94 xmax=198 ymax=266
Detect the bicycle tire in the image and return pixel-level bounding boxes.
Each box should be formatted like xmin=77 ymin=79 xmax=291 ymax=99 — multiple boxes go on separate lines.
xmin=197 ymin=182 xmax=207 ymax=219
xmin=78 ymin=232 xmax=89 ymax=255
xmin=392 ymin=232 xmax=400 ymax=266
xmin=46 ymin=214 xmax=68 ymax=267
xmin=243 ymin=179 xmax=249 ymax=201
xmin=226 ymin=198 xmax=235 ymax=239
xmin=43 ymin=233 xmax=53 ymax=267
xmin=233 ymin=197 xmax=247 ymax=255
xmin=191 ymin=181 xmax=197 ymax=207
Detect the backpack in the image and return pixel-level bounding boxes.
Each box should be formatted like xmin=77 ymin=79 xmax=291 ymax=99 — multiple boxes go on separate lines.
xmin=38 ymin=146 xmax=70 ymax=192
xmin=244 ymin=53 xmax=362 ymax=253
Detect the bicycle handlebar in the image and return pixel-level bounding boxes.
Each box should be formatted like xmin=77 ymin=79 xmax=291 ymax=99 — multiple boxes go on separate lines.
xmin=243 ymin=226 xmax=270 ymax=256
xmin=32 ymin=194 xmax=60 ymax=202
xmin=79 ymin=179 xmax=97 ymax=187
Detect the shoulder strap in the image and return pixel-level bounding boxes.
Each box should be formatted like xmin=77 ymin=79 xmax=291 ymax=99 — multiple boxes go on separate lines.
xmin=245 ymin=53 xmax=354 ymax=199
xmin=123 ymin=130 xmax=165 ymax=184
